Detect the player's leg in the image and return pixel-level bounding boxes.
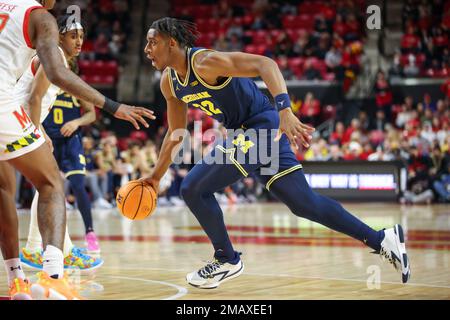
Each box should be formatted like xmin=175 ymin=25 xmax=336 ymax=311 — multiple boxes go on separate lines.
xmin=267 ymin=169 xmax=384 ymax=249
xmin=8 ymin=144 xmax=66 ymax=279
xmin=181 ymin=158 xmax=246 ymax=289
xmin=68 ymin=174 xmax=102 ymax=255
xmin=0 ymin=162 xmax=31 ymax=299
xmin=64 ymin=135 xmax=99 ymax=253
xmin=181 ymin=160 xmax=245 ymax=260
xmin=266 ymin=167 xmax=410 ymax=283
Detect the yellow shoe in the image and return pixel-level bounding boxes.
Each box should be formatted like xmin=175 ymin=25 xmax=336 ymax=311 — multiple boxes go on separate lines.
xmin=30 ymin=272 xmax=85 ymax=300
xmin=9 ymin=278 xmax=32 ymax=300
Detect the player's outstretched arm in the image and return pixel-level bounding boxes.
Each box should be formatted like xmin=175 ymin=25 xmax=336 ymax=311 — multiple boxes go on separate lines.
xmin=195 ymin=51 xmax=315 ymax=149
xmin=143 ymin=69 xmax=188 ymax=193
xmin=28 ymin=9 xmax=155 ymax=130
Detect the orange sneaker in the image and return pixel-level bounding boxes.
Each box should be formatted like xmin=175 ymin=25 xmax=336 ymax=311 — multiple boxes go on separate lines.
xmin=9 ymin=278 xmax=32 ymax=300
xmin=30 ymin=272 xmax=85 ymax=300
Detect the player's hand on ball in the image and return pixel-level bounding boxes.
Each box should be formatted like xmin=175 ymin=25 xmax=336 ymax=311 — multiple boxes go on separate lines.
xmin=114 ymin=104 xmax=156 ymax=130
xmin=142 ymin=177 xmax=160 ymax=195
xmin=276 ymin=108 xmax=315 ymax=150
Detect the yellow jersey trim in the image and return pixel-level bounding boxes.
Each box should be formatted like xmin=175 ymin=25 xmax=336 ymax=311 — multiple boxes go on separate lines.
xmin=216 ymin=145 xmax=248 ymax=177
xmin=266 ymin=164 xmax=303 ymax=191
xmin=167 ymin=68 xmax=177 ymax=97
xmin=65 ymin=169 xmax=86 ymax=178
xmin=174 ymin=48 xmax=192 ymax=87
xmin=191 ymin=49 xmax=233 ymax=90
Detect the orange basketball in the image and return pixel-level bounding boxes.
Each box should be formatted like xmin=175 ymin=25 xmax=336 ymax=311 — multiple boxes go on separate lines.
xmin=116 ymin=180 xmax=157 ymax=220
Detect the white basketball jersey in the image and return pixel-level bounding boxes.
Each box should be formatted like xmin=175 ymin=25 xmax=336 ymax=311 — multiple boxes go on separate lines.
xmin=0 ymin=0 xmax=43 ymax=102
xmin=14 ymin=47 xmax=68 ymax=123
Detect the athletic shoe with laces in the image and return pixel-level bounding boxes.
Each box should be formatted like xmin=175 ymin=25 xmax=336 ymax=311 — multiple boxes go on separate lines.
xmin=378 ymin=224 xmax=411 ymax=283
xmin=85 ymin=231 xmax=101 ymax=254
xmin=9 ymin=278 xmax=32 ymax=300
xmin=30 ymin=272 xmax=85 ymax=300
xmin=186 ymin=257 xmax=244 ymax=289
xmin=21 ymin=247 xmax=102 ymax=274
xmin=64 ymin=247 xmax=104 ymax=275
xmin=20 ymin=248 xmax=43 ymax=271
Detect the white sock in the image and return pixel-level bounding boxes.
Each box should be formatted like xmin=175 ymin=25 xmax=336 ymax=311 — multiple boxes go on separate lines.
xmin=63 ymin=225 xmax=74 ymax=257
xmin=25 ymin=191 xmax=43 ymax=252
xmin=42 ymin=245 xmax=64 ymax=279
xmin=4 ymin=258 xmax=26 ymax=286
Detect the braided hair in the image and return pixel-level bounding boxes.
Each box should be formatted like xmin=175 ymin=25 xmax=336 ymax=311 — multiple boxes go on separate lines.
xmin=150 ymin=17 xmax=199 ymax=48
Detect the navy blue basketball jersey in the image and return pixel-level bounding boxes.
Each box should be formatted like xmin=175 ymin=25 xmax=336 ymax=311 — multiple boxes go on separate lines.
xmin=168 ymin=47 xmax=273 ymax=129
xmin=43 ymin=91 xmax=82 ymax=139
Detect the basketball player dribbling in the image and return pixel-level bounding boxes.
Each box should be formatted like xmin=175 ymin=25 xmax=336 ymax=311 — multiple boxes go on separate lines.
xmin=143 ymin=18 xmax=411 ymax=289
xmin=0 ymin=0 xmax=154 ymax=300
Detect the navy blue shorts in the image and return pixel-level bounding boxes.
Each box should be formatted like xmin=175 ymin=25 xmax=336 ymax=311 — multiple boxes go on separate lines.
xmin=201 ymin=108 xmax=302 ymax=189
xmin=51 ymin=134 xmax=86 ymax=177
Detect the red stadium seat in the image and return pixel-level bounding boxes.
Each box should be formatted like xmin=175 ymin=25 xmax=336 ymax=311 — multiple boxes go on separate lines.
xmin=288 ymin=57 xmax=305 ymax=71
xmin=103 ymin=61 xmax=119 ymax=79
xmin=244 ymin=44 xmax=266 ymax=55
xmin=444 ymin=15 xmax=450 ymax=28
xmin=195 ymin=18 xmax=209 ymax=32
xmin=242 ymin=15 xmax=254 ymax=27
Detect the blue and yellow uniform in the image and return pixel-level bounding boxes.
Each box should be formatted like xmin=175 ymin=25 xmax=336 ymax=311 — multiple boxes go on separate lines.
xmin=43 ymin=92 xmax=86 ymax=178
xmin=168 ymin=47 xmax=302 ymax=186
xmin=171 ymin=47 xmax=383 ymax=264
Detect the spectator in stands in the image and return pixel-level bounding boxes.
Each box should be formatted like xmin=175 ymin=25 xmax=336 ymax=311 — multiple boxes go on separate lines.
xmin=273 ymin=31 xmax=294 ymax=57
xmin=401 ymin=170 xmax=435 ymax=204
xmin=358 ymin=111 xmax=370 ymax=133
xmin=302 ymin=59 xmax=323 ymax=80
xmin=344 ymin=13 xmax=361 ymax=42
xmin=83 ymin=137 xmax=113 ymax=209
xmin=389 ymin=51 xmax=404 ymax=80
xmin=437 ymin=120 xmax=449 ymax=146
xmin=226 ymin=23 xmax=244 ymax=40
xmin=342 ymin=118 xmax=361 ymax=144
xmin=94 ymin=33 xmax=111 ymax=60
xmin=329 ymin=121 xmax=345 ymax=145
xmin=433 ymin=161 xmax=450 ymax=203
xmin=396 ymin=97 xmax=415 ymax=128
xmin=325 ymin=46 xmax=343 ymax=79
xmin=326 ymin=144 xmax=344 ymax=161
xmin=314 ymin=34 xmax=331 ymax=60
xmin=374 ymin=70 xmax=393 ymax=121
xmin=216 ymin=0 xmax=234 ymax=19
xmin=227 ymin=34 xmax=244 ymax=52
xmin=403 ymin=54 xmax=420 ymax=77
xmin=94 ymin=139 xmax=117 ymax=202
xmin=421 ymin=122 xmax=437 ymax=145
xmin=277 ymin=56 xmax=297 ymax=80
xmin=293 ymin=33 xmax=312 ymax=57
xmin=214 ymin=34 xmax=229 ymax=52
xmin=299 ymin=92 xmax=321 ymax=126
xmin=123 ymin=141 xmax=152 ymax=179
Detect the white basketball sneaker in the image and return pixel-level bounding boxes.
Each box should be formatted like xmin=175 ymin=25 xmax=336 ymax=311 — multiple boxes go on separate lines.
xmin=186 ymin=258 xmax=244 ymax=289
xmin=379 ymin=224 xmax=411 ymax=283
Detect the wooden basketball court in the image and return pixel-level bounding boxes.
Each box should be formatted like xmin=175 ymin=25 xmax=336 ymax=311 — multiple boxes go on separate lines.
xmin=1 ymin=202 xmax=449 ymax=300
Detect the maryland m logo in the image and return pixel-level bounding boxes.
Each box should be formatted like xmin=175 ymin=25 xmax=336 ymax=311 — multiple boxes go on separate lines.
xmin=13 ymin=106 xmax=32 ymax=130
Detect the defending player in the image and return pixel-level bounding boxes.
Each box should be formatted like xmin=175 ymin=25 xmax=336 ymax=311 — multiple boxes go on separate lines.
xmin=16 ymin=14 xmax=103 ymax=275
xmin=143 ymin=18 xmax=411 ymax=289
xmin=0 ymin=0 xmax=154 ymax=300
